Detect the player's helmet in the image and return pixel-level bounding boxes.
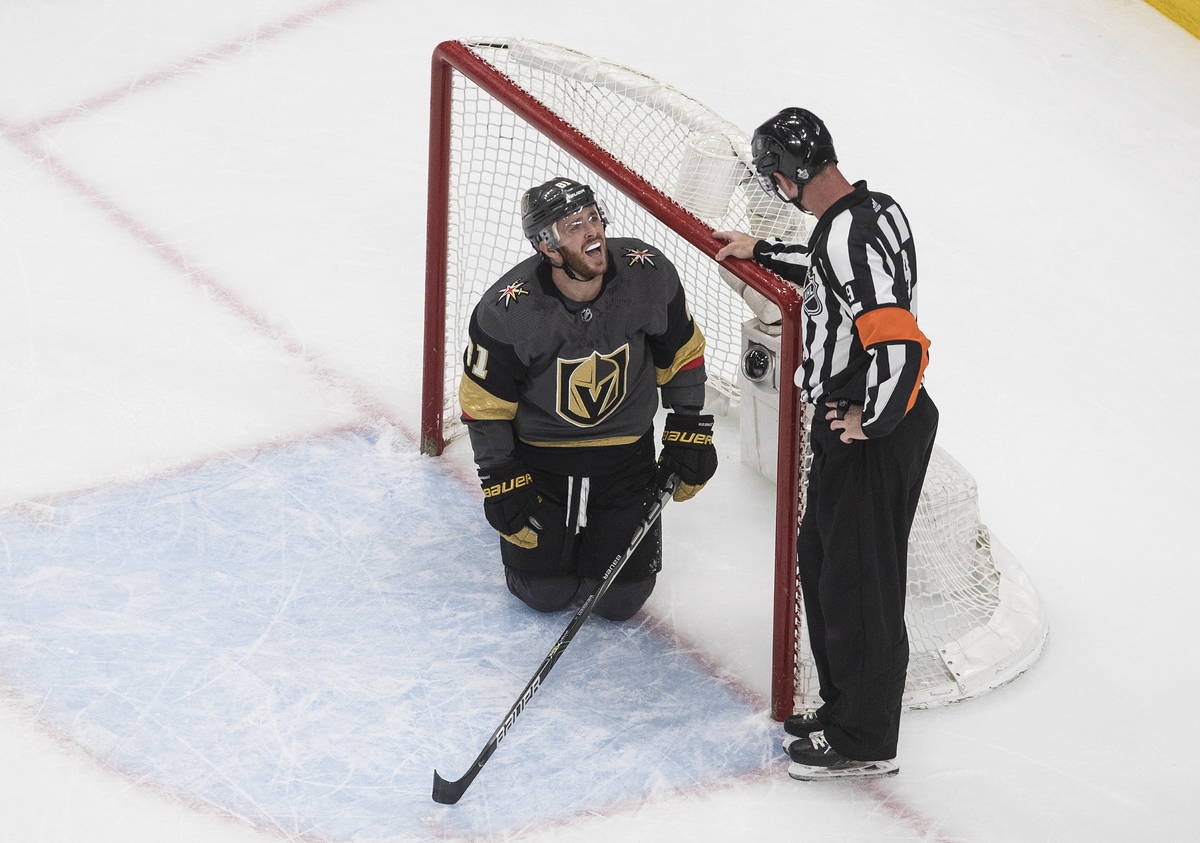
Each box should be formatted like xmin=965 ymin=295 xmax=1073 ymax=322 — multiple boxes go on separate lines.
xmin=751 ymin=108 xmax=837 ymax=203
xmin=520 ymin=178 xmax=608 ymax=250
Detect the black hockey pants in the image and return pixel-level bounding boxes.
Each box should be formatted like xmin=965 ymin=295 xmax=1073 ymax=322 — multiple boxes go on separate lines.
xmin=500 ymin=443 xmax=660 ymax=621
xmin=797 ymin=388 xmax=938 ymax=761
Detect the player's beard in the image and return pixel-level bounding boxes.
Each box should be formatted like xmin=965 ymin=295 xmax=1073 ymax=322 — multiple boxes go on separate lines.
xmin=560 ymin=238 xmax=607 ymax=283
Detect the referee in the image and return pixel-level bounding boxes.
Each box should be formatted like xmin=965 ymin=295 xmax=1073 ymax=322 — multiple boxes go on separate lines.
xmin=716 ymin=107 xmax=938 ymax=781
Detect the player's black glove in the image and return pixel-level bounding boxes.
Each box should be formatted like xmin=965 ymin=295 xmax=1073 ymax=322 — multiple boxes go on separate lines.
xmin=479 ymin=461 xmax=543 ymax=549
xmin=656 ymin=413 xmax=717 ymax=502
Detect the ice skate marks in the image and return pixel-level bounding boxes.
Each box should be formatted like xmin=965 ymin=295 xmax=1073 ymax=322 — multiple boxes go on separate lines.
xmin=0 ymin=430 xmax=771 ymax=838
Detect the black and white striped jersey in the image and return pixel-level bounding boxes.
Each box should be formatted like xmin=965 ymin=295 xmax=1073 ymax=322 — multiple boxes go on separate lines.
xmin=752 ymin=181 xmax=930 ymax=439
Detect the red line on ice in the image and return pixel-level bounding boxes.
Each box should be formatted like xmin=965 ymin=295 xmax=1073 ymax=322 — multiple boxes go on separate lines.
xmin=4 ymin=130 xmax=399 ymax=430
xmin=8 ymin=0 xmax=374 ymax=138
xmin=4 ymin=422 xmax=371 ymax=515
xmin=858 ymin=777 xmax=958 ymax=842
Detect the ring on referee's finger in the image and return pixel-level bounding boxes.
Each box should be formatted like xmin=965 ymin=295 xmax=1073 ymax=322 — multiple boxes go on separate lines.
xmin=831 ymin=398 xmax=851 ymax=420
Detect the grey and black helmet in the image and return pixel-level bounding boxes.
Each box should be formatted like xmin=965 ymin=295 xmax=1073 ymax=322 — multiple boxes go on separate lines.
xmin=520 ymin=178 xmax=608 ymax=250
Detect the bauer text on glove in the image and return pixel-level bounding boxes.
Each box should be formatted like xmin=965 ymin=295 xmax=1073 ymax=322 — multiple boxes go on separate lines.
xmin=480 ymin=462 xmax=543 ymax=549
xmin=656 ymin=413 xmax=717 ymax=502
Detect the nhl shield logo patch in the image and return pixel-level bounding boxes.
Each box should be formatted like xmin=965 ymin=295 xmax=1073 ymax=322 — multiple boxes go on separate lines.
xmin=803 ymin=270 xmax=823 ymax=317
xmin=556 ymin=344 xmax=630 ymax=427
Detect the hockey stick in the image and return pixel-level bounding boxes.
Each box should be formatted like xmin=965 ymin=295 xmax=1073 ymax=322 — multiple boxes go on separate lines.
xmin=431 ymin=474 xmax=679 ymax=805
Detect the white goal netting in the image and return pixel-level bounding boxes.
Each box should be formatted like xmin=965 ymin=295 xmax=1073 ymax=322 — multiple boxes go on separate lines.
xmin=429 ymin=38 xmax=1047 ymax=714
xmin=435 ymin=39 xmax=807 ymax=440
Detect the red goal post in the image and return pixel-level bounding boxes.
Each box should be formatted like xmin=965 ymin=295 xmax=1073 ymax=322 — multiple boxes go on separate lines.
xmin=421 ymin=39 xmax=1047 ymax=722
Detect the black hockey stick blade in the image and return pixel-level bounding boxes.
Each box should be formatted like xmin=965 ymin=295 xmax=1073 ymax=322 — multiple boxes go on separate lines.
xmin=429 ymin=475 xmax=679 ymax=805
xmin=431 ymin=768 xmax=472 ymax=805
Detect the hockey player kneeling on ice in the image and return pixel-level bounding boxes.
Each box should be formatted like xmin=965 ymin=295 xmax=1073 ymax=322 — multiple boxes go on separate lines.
xmin=460 ymin=178 xmax=717 ymax=622
xmin=717 ymin=108 xmax=938 ymax=781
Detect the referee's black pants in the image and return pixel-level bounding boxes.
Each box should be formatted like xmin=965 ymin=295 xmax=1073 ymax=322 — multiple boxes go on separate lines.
xmin=797 ymin=388 xmax=938 ymax=761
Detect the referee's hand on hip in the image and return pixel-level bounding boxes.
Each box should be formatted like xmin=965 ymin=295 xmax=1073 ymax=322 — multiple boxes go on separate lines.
xmin=826 ymin=400 xmax=867 ymax=444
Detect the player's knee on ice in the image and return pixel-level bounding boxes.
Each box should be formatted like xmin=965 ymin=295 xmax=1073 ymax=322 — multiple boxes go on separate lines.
xmin=591 ymin=574 xmax=656 ymax=621
xmin=504 ymin=568 xmax=656 ymax=620
xmin=505 ymin=568 xmax=579 ymax=612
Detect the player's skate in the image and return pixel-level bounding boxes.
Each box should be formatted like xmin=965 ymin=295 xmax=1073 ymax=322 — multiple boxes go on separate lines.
xmin=781 ymin=709 xmax=821 ymax=751
xmin=786 ymin=730 xmax=899 ymax=781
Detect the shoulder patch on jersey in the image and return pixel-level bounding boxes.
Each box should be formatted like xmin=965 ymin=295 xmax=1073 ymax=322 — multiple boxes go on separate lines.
xmin=623 ymin=247 xmax=657 ymax=268
xmin=496 ymin=279 xmax=530 ymax=309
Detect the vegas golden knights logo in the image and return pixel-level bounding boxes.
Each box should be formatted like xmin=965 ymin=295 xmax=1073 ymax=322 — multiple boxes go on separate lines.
xmin=556 ymin=344 xmax=629 ymax=427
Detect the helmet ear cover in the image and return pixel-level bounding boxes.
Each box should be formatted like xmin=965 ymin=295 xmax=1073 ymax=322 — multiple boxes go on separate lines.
xmin=521 ymin=178 xmax=608 ymax=251
xmin=750 ymin=135 xmax=791 ymax=202
xmin=750 ymin=108 xmax=837 ymax=203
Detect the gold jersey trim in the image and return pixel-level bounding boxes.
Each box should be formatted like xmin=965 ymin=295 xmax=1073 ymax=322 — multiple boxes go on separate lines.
xmin=655 ymin=323 xmax=706 ymax=385
xmin=458 ymin=374 xmax=518 ymax=420
xmin=518 ymin=434 xmax=644 ymax=449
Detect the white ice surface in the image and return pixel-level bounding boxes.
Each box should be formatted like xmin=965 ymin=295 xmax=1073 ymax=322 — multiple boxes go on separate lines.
xmin=2 ymin=0 xmax=1199 ymax=840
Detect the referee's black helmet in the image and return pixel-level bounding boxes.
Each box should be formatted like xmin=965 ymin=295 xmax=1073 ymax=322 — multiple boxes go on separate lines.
xmin=751 ymin=108 xmax=837 ymax=202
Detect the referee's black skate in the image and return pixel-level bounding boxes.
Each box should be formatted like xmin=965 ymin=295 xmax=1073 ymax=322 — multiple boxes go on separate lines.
xmin=786 ymin=730 xmax=899 ymax=781
xmin=781 ymin=710 xmax=822 ymax=751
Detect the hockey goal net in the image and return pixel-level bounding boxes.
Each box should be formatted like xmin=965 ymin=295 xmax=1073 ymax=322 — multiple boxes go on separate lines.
xmin=422 ymin=39 xmax=1047 ymax=719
